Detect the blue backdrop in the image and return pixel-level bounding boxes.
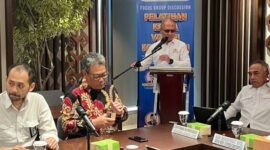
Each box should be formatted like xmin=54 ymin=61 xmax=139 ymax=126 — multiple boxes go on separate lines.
xmin=136 ymin=0 xmax=195 ymax=127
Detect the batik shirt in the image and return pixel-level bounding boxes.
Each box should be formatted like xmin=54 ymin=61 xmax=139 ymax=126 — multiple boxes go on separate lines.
xmin=61 ymin=78 xmax=127 ymax=136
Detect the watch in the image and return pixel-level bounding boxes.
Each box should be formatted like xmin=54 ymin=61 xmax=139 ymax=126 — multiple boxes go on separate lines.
xmin=169 ymin=58 xmax=174 ymax=64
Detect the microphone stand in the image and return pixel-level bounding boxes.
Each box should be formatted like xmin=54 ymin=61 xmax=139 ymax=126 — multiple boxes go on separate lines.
xmin=112 ymin=38 xmax=167 ymax=128
xmin=112 ymin=46 xmax=162 ymax=128
xmin=84 ymin=120 xmax=100 ymax=150
xmin=77 ymin=105 xmax=99 ymax=150
xmin=112 ymin=46 xmax=163 ymax=81
xmin=217 ymin=112 xmax=222 ymax=131
xmin=86 ymin=126 xmax=91 ymax=150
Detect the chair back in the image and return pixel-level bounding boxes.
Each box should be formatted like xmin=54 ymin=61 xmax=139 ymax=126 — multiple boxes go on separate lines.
xmin=35 ymin=90 xmax=64 ymax=106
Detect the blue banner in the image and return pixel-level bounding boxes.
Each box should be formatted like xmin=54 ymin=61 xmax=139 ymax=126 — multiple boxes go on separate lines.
xmin=136 ymin=0 xmax=194 ymax=127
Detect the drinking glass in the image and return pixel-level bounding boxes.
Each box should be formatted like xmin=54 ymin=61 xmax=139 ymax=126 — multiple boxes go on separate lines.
xmin=178 ymin=111 xmax=189 ymax=126
xmin=33 ymin=141 xmax=47 ymax=150
xmin=231 ymin=121 xmax=243 ymax=138
xmin=104 ymin=108 xmax=117 ymax=134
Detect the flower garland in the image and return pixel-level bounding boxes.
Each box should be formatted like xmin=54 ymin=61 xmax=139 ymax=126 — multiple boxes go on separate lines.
xmin=101 ymin=88 xmax=110 ymax=110
xmin=101 ymin=85 xmax=121 ymax=111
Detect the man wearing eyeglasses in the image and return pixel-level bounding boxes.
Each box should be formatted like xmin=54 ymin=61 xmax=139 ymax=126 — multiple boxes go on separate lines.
xmin=131 ymin=18 xmax=191 ymax=91
xmin=130 ymin=18 xmax=191 ymax=123
xmin=62 ymin=53 xmax=128 ymax=138
xmin=61 ymin=53 xmax=128 ymax=138
xmin=131 ymin=18 xmax=191 ymax=70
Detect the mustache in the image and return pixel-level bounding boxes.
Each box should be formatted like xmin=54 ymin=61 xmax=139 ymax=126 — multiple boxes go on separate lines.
xmin=8 ymin=93 xmax=21 ymax=99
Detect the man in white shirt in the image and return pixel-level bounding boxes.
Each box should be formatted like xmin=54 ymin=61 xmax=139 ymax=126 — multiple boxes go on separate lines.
xmin=132 ymin=18 xmax=191 ymax=70
xmin=224 ymin=60 xmax=270 ymax=132
xmin=130 ymin=18 xmax=191 ymax=125
xmin=0 ymin=64 xmax=58 ymax=149
xmin=131 ymin=18 xmax=191 ymax=91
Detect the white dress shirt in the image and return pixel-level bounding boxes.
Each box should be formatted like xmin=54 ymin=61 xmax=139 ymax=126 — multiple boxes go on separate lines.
xmin=140 ymin=38 xmax=191 ymax=71
xmin=140 ymin=38 xmax=191 ymax=93
xmin=0 ymin=91 xmax=58 ymax=147
xmin=224 ymin=82 xmax=270 ymax=132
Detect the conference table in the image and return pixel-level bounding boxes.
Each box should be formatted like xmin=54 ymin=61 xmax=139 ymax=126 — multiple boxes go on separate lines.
xmin=57 ymin=123 xmax=270 ymax=150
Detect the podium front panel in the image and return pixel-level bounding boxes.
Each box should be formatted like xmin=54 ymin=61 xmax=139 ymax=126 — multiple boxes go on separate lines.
xmin=158 ymin=74 xmax=184 ymax=124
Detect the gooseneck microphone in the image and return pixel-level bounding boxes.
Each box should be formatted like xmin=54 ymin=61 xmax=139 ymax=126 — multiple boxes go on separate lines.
xmin=134 ymin=37 xmax=169 ymax=68
xmin=152 ymin=36 xmax=169 ymax=53
xmin=207 ymin=101 xmax=230 ymax=123
xmin=76 ymin=106 xmax=100 ymax=137
xmin=113 ymin=37 xmax=168 ymax=80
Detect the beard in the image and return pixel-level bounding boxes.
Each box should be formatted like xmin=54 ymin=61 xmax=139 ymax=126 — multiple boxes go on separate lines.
xmin=8 ymin=93 xmax=23 ymax=101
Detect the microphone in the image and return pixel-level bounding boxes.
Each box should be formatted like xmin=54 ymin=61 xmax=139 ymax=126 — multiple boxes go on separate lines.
xmin=64 ymin=93 xmax=77 ymax=103
xmin=76 ymin=106 xmax=100 ymax=137
xmin=113 ymin=37 xmax=168 ymax=80
xmin=207 ymin=101 xmax=230 ymax=123
xmin=152 ymin=37 xmax=168 ymax=53
xmin=134 ymin=61 xmax=142 ymax=68
xmin=133 ymin=37 xmax=168 ymax=68
xmin=64 ymin=93 xmax=83 ymax=106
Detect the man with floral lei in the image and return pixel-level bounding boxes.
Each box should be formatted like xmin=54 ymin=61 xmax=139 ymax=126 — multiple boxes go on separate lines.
xmin=61 ymin=52 xmax=128 ymax=138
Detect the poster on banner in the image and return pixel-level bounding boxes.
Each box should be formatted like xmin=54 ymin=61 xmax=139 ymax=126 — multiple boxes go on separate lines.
xmin=136 ymin=0 xmax=194 ymax=127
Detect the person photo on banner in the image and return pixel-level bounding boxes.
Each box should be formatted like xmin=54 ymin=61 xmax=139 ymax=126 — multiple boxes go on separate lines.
xmin=131 ymin=18 xmax=191 ymax=125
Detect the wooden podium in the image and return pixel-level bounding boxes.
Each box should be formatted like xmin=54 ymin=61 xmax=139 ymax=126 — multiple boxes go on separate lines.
xmin=149 ymin=67 xmax=192 ymax=124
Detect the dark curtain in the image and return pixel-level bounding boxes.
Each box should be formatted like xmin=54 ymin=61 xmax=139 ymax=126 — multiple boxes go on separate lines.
xmin=201 ymin=0 xmax=266 ymax=108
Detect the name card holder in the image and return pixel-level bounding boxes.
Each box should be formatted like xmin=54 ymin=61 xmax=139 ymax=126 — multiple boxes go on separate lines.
xmin=171 ymin=124 xmax=199 ymax=139
xmin=212 ymin=133 xmax=245 ymax=150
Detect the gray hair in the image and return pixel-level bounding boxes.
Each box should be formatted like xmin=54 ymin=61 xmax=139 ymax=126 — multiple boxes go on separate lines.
xmin=80 ymin=52 xmax=106 ymax=73
xmin=250 ymin=60 xmax=269 ymax=74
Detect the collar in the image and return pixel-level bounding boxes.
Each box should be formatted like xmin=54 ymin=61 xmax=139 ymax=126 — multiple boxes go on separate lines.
xmin=165 ymin=38 xmax=176 ymax=45
xmin=248 ymin=81 xmax=270 ymax=89
xmin=3 ymin=91 xmax=29 ymax=111
xmin=266 ymin=81 xmax=270 ymax=88
xmin=3 ymin=91 xmax=12 ymax=109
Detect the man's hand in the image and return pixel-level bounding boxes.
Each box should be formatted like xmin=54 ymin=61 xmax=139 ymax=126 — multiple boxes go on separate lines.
xmin=46 ymin=137 xmax=58 ymax=150
xmin=130 ymin=61 xmax=141 ymax=68
xmin=11 ymin=145 xmax=27 ymax=150
xmin=92 ymin=114 xmax=115 ymax=129
xmin=159 ymin=54 xmax=170 ymax=63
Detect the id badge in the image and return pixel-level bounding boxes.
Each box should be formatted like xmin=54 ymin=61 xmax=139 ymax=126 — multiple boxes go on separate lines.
xmin=29 ymin=126 xmax=38 ymax=137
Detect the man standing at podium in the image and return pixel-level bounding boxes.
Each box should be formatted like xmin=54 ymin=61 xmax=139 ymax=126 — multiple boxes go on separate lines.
xmin=131 ymin=18 xmax=191 ymax=124
xmin=224 ymin=60 xmax=270 ymax=132
xmin=131 ymin=18 xmax=191 ymax=90
xmin=131 ymin=18 xmax=191 ymax=70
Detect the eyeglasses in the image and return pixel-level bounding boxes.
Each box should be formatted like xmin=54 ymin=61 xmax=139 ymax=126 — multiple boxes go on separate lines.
xmin=164 ymin=29 xmax=176 ymax=33
xmin=89 ymin=72 xmax=108 ymax=81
